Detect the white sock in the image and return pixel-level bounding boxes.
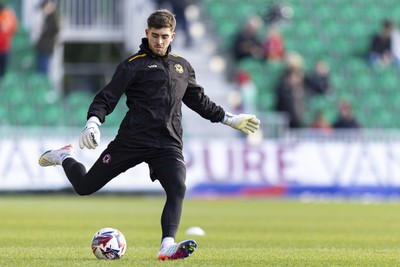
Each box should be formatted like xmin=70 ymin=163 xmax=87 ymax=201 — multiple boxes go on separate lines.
xmin=60 ymin=154 xmax=72 ymax=163
xmin=161 ymin=237 xmax=174 ymax=248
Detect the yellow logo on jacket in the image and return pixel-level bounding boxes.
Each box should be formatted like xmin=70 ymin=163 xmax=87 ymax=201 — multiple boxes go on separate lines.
xmin=174 ymin=64 xmax=183 ymax=73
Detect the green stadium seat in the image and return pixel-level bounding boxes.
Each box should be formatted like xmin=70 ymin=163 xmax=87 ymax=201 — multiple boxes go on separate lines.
xmin=382 ymin=111 xmax=397 ymax=128
xmin=67 ymin=91 xmax=93 ymax=109
xmin=203 ymin=0 xmax=400 ymax=128
xmin=40 ymin=104 xmax=64 ymax=126
xmin=257 ymin=91 xmax=274 ymax=111
xmin=30 ymin=88 xmax=50 ymax=106
xmin=5 ymin=85 xmax=25 ymax=106
xmin=1 ymin=72 xmax=20 ymax=88
xmin=0 ymin=104 xmax=9 ymax=125
xmin=12 ymin=105 xmax=36 ymax=126
xmin=106 ymin=106 xmax=125 ymax=128
xmin=323 ymin=22 xmax=343 ymax=38
xmin=378 ymin=70 xmax=398 ymax=91
xmin=66 ymin=104 xmax=88 ymax=127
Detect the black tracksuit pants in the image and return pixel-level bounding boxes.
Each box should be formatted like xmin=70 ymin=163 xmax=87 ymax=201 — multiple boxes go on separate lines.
xmin=62 ymin=143 xmax=186 ymax=240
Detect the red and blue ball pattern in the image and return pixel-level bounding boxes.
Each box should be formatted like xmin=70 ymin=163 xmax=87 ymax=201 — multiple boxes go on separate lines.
xmin=91 ymin=227 xmax=127 ymax=260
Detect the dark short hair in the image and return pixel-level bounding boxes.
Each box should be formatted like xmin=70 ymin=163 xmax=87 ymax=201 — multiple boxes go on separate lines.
xmin=383 ymin=19 xmax=394 ymax=29
xmin=147 ymin=9 xmax=176 ymax=31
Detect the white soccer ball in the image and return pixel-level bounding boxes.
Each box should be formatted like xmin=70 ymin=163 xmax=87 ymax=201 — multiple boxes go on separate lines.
xmin=91 ymin=227 xmax=127 ymax=260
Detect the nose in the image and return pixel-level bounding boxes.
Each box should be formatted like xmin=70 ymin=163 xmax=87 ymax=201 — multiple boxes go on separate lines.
xmin=156 ymin=37 xmax=163 ymax=45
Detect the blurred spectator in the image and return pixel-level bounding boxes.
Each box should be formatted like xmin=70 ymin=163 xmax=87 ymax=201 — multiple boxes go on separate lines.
xmin=0 ymin=2 xmax=18 ymax=77
xmin=305 ymin=60 xmax=332 ymax=95
xmin=35 ymin=0 xmax=60 ymax=74
xmin=332 ymin=100 xmax=361 ymax=129
xmin=232 ymin=15 xmax=265 ymax=62
xmin=274 ymin=52 xmax=306 ymax=128
xmin=156 ymin=0 xmax=192 ymax=47
xmin=228 ymin=70 xmax=258 ymax=115
xmin=391 ymin=21 xmax=400 ymax=68
xmin=228 ymin=70 xmax=260 ymax=141
xmin=368 ymin=19 xmax=393 ymax=69
xmin=264 ymin=3 xmax=293 ymax=26
xmin=309 ymin=110 xmax=332 ymax=134
xmin=263 ymin=26 xmax=285 ymax=62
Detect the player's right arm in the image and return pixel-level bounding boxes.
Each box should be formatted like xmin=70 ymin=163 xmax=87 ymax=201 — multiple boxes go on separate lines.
xmin=87 ymin=62 xmax=135 ymax=123
xmin=80 ymin=59 xmax=136 ymax=149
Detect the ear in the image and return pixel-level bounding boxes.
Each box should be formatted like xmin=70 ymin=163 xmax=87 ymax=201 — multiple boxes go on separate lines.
xmin=145 ymin=29 xmax=149 ymax=37
xmin=171 ymin=32 xmax=176 ymax=42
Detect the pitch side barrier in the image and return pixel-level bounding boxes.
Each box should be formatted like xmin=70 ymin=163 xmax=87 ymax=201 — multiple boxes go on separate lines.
xmin=1 ymin=127 xmax=400 ymax=198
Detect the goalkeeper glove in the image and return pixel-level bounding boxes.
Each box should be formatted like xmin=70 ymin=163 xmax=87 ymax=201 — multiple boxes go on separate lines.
xmin=221 ymin=112 xmax=261 ymax=135
xmin=79 ymin=116 xmax=101 ymax=149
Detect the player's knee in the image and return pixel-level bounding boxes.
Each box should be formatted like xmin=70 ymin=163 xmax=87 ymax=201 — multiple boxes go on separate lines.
xmin=75 ymin=190 xmax=90 ymax=196
xmin=174 ymin=179 xmax=186 ymax=199
xmin=74 ymin=185 xmax=95 ymax=196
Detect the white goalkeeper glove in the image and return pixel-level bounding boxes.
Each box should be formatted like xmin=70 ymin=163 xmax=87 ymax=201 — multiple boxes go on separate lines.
xmin=221 ymin=112 xmax=261 ymax=135
xmin=79 ymin=116 xmax=101 ymax=149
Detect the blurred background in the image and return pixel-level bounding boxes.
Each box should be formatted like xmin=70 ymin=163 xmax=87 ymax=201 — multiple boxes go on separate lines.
xmin=1 ymin=0 xmax=400 ymax=198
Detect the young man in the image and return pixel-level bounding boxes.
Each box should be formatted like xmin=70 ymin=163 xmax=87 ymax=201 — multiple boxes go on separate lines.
xmin=39 ymin=9 xmax=260 ymax=260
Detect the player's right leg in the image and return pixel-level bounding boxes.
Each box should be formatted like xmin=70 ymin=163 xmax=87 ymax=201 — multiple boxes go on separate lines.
xmin=38 ymin=143 xmax=142 ymax=196
xmin=38 ymin=144 xmax=92 ymax=194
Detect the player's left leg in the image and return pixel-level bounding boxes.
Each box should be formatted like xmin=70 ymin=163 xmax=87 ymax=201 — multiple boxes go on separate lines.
xmin=148 ymin=149 xmax=197 ymax=260
xmin=157 ymin=239 xmax=197 ymax=260
xmin=157 ymin=160 xmax=186 ymax=240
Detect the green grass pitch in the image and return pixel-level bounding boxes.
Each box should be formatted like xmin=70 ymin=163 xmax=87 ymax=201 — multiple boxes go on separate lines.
xmin=1 ymin=195 xmax=400 ymax=266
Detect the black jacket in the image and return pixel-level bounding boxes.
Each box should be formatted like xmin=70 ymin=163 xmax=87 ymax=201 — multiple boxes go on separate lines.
xmin=87 ymin=38 xmax=225 ymax=149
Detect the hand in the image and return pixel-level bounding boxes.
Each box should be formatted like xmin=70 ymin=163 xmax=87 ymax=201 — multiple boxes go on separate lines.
xmin=222 ymin=112 xmax=261 ymax=135
xmin=79 ymin=116 xmax=101 ymax=149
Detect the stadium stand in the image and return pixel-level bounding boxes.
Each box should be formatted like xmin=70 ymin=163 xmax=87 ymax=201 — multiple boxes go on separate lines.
xmin=2 ymin=0 xmax=400 ymax=130
xmin=203 ymin=0 xmax=400 ymax=128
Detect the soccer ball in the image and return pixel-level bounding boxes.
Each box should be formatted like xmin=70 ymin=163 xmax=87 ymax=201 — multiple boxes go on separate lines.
xmin=91 ymin=227 xmax=127 ymax=260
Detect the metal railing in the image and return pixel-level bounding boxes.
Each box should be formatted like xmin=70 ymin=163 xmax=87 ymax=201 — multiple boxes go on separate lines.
xmin=57 ymin=0 xmax=123 ymax=29
xmin=55 ymin=0 xmax=124 ymax=42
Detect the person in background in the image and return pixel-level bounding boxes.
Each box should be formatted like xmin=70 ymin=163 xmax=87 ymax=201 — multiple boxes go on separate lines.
xmin=309 ymin=110 xmax=332 ymax=134
xmin=332 ymin=100 xmax=361 ymax=129
xmin=275 ymin=52 xmax=306 ymax=128
xmin=263 ymin=26 xmax=285 ymax=62
xmin=229 ymin=70 xmax=258 ymax=115
xmin=264 ymin=3 xmax=293 ymax=26
xmin=305 ymin=60 xmax=332 ymax=95
xmin=35 ymin=0 xmax=60 ymax=74
xmin=391 ymin=21 xmax=400 ymax=68
xmin=156 ymin=0 xmax=192 ymax=47
xmin=368 ymin=19 xmax=393 ymax=69
xmin=232 ymin=15 xmax=265 ymax=62
xmin=0 ymin=1 xmax=17 ymax=77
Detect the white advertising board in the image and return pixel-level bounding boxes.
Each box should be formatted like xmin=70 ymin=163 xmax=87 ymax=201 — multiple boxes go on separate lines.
xmin=1 ymin=137 xmax=400 ymax=192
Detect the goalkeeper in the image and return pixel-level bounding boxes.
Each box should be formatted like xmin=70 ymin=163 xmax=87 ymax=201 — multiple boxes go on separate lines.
xmin=39 ymin=9 xmax=260 ymax=261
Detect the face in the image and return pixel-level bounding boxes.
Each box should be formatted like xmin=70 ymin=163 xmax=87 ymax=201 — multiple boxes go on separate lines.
xmin=146 ymin=27 xmax=175 ymax=56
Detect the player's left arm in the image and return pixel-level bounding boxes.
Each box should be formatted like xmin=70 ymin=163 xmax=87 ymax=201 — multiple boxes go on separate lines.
xmin=220 ymin=112 xmax=260 ymax=135
xmin=182 ymin=63 xmax=260 ymax=135
xmin=182 ymin=64 xmax=225 ymax=122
